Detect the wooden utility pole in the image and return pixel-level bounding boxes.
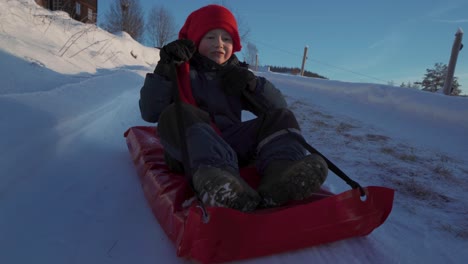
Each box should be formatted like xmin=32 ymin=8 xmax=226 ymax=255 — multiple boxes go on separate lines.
xmin=300 ymin=46 xmax=308 ymax=76
xmin=443 ymin=27 xmax=464 ymax=95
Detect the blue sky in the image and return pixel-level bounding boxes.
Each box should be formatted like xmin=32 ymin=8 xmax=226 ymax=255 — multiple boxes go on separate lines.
xmin=98 ymin=0 xmax=468 ymax=94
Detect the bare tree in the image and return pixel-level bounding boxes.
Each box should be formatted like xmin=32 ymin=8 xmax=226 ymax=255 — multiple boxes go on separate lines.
xmin=146 ymin=5 xmax=177 ymax=48
xmin=244 ymin=42 xmax=258 ymax=66
xmin=101 ymin=0 xmax=145 ymax=43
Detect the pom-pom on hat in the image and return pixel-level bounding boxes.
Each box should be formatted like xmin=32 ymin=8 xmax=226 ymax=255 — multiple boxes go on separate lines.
xmin=179 ymin=5 xmax=242 ymax=52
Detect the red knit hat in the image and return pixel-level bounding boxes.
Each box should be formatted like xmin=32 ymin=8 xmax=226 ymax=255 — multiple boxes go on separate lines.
xmin=179 ymin=5 xmax=242 ymax=52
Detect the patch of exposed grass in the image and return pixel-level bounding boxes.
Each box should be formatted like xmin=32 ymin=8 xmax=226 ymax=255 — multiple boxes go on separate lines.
xmin=398 ymin=153 xmax=418 ymax=162
xmin=311 ymin=110 xmax=333 ymax=119
xmin=438 ymin=223 xmax=468 ymax=239
xmin=366 ymin=134 xmax=390 ymax=142
xmin=335 ymin=122 xmax=357 ymax=134
xmin=380 ymin=147 xmax=395 ymax=155
xmin=401 ymin=180 xmax=435 ymax=200
xmin=433 ymin=165 xmax=453 ymax=180
xmin=312 ymin=119 xmax=332 ymax=128
xmin=380 ymin=146 xmax=418 ymax=163
xmin=390 ymin=178 xmax=450 ymax=204
xmin=460 ymin=167 xmax=468 ymax=176
xmin=288 ymin=100 xmax=308 ymax=111
xmin=343 ymin=133 xmax=364 ymax=142
xmin=437 ymin=153 xmax=453 ymax=163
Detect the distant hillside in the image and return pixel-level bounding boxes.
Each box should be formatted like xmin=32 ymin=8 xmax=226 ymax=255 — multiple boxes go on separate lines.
xmin=267 ymin=65 xmax=328 ymax=79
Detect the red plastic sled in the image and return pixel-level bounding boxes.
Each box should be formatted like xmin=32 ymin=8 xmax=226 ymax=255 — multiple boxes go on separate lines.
xmin=124 ymin=126 xmax=394 ymax=264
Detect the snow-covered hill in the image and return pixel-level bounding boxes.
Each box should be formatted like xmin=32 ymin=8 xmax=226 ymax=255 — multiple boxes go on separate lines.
xmin=1 ymin=1 xmax=467 ymax=264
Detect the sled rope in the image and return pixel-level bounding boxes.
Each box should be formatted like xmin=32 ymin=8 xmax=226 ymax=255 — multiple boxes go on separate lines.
xmin=169 ymin=63 xmax=210 ymax=221
xmin=286 ymin=130 xmax=365 ymax=196
xmin=241 ymin=89 xmax=365 ymax=196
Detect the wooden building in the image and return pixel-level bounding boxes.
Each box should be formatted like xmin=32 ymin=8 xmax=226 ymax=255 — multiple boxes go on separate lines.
xmin=34 ymin=0 xmax=97 ymax=24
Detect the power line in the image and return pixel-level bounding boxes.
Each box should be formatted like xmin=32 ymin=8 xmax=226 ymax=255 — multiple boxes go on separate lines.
xmin=308 ymin=58 xmax=389 ymax=83
xmin=250 ymin=38 xmax=390 ymax=84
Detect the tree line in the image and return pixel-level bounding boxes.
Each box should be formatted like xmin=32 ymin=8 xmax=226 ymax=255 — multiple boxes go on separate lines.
xmin=268 ymin=66 xmax=327 ymax=79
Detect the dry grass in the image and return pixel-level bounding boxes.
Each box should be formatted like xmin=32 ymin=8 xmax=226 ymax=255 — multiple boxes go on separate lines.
xmin=312 ymin=119 xmax=332 ymax=128
xmin=379 ymin=146 xmax=418 ymax=163
xmin=288 ymin=100 xmax=308 ymax=111
xmin=343 ymin=133 xmax=365 ymax=142
xmin=389 ymin=178 xmax=452 ymax=205
xmin=311 ymin=110 xmax=333 ymax=119
xmin=366 ymin=134 xmax=390 ymax=142
xmin=398 ymin=179 xmax=435 ymax=200
xmin=380 ymin=147 xmax=395 ymax=155
xmin=460 ymin=167 xmax=468 ymax=176
xmin=438 ymin=223 xmax=468 ymax=239
xmin=335 ymin=122 xmax=357 ymax=134
xmin=433 ymin=165 xmax=453 ymax=180
xmin=398 ymin=153 xmax=418 ymax=162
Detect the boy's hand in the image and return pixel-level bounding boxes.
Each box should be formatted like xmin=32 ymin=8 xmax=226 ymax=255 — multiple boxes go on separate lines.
xmin=154 ymin=39 xmax=196 ymax=77
xmin=158 ymin=39 xmax=196 ymax=64
xmin=221 ymin=66 xmax=257 ymax=96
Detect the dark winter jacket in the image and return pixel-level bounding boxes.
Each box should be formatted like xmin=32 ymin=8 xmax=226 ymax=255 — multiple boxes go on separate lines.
xmin=139 ymin=53 xmax=287 ymax=132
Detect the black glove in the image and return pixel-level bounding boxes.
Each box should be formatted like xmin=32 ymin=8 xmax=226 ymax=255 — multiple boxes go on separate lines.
xmin=220 ymin=66 xmax=257 ymax=96
xmin=154 ymin=39 xmax=196 ymax=77
xmin=159 ymin=39 xmax=196 ymax=64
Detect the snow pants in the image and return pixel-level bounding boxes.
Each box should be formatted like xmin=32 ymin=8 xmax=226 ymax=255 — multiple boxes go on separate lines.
xmin=157 ymin=103 xmax=306 ymax=177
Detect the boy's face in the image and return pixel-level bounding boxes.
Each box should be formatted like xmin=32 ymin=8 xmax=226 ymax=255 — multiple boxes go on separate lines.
xmin=198 ymin=29 xmax=233 ymax=65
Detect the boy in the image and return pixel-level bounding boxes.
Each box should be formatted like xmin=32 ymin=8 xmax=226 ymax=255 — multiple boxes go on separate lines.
xmin=139 ymin=5 xmax=328 ymax=212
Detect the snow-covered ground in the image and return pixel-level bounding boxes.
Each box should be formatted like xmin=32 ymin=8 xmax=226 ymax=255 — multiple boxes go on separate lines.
xmin=1 ymin=1 xmax=467 ymax=263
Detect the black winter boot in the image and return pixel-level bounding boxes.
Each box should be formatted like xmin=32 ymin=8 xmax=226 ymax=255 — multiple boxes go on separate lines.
xmin=192 ymin=166 xmax=261 ymax=212
xmin=258 ymin=154 xmax=328 ymax=207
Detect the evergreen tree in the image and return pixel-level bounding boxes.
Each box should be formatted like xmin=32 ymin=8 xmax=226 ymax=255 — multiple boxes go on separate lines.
xmin=420 ymin=63 xmax=461 ymax=95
